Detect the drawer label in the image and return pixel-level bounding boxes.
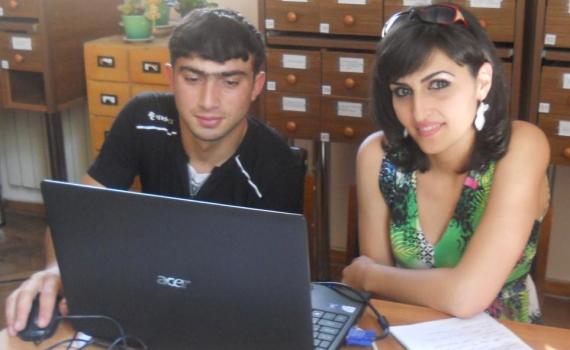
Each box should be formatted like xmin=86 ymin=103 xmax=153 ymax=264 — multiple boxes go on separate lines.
xmin=0 ymin=7 xmax=4 ymax=16
xmin=265 ymin=19 xmax=275 ymax=29
xmin=97 ymin=56 xmax=115 ymax=68
xmin=282 ymin=97 xmax=307 ymax=112
xmin=544 ymin=34 xmax=556 ymax=46
xmin=563 ymin=73 xmax=570 ymax=90
xmin=282 ymin=54 xmax=307 ymax=69
xmin=538 ymin=102 xmax=550 ymax=114
xmin=322 ymin=85 xmax=332 ymax=95
xmin=320 ymin=132 xmax=331 ymax=142
xmin=100 ymin=94 xmax=118 ymax=106
xmin=403 ymin=0 xmax=432 ymax=6
xmin=469 ymin=0 xmax=502 ymax=8
xmin=559 ymin=121 xmax=570 ymax=137
xmin=11 ymin=36 xmax=32 ymax=51
xmin=338 ymin=101 xmax=363 ymax=118
xmin=266 ymin=81 xmax=276 ymax=91
xmin=1 ymin=60 xmax=8 ymax=69
xmin=320 ymin=23 xmax=330 ymax=33
xmin=142 ymin=61 xmax=161 ymax=74
xmin=338 ymin=0 xmax=367 ymax=5
xmin=339 ymin=57 xmax=364 ymax=73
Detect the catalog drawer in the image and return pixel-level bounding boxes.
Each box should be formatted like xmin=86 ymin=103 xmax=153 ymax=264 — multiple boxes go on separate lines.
xmin=89 ymin=114 xmax=115 ymax=158
xmin=539 ymin=66 xmax=570 ymax=116
xmin=129 ymin=45 xmax=170 ymax=85
xmin=322 ymin=51 xmax=375 ymax=98
xmin=87 ymin=80 xmax=130 ymax=117
xmin=502 ymin=62 xmax=512 ymax=89
xmin=84 ymin=41 xmax=129 ymax=82
xmin=266 ymin=48 xmax=321 ymax=94
xmin=544 ymin=0 xmax=570 ymax=49
xmin=265 ymin=92 xmax=321 ymax=139
xmin=0 ymin=0 xmax=40 ymax=18
xmin=319 ymin=0 xmax=382 ymax=36
xmin=321 ymin=97 xmax=374 ymax=141
xmin=538 ymin=116 xmax=570 ymax=166
xmin=264 ymin=0 xmax=320 ymax=33
xmin=0 ymin=32 xmax=43 ymax=72
xmin=131 ymin=83 xmax=170 ymax=97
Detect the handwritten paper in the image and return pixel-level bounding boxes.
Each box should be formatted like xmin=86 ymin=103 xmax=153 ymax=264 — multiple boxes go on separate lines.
xmin=390 ymin=313 xmax=532 ymax=350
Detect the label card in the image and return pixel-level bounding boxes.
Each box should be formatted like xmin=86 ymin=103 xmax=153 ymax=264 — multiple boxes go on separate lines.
xmin=563 ymin=73 xmax=570 ymax=89
xmin=142 ymin=61 xmax=161 ymax=74
xmin=0 ymin=7 xmax=4 ymax=16
xmin=338 ymin=0 xmax=366 ymax=4
xmin=320 ymin=23 xmax=330 ymax=33
xmin=538 ymin=102 xmax=550 ymax=114
xmin=544 ymin=34 xmax=556 ymax=46
xmin=339 ymin=57 xmax=364 ymax=73
xmin=282 ymin=54 xmax=307 ymax=69
xmin=338 ymin=101 xmax=363 ymax=118
xmin=11 ymin=37 xmax=32 ymax=51
xmin=559 ymin=120 xmax=570 ymax=137
xmin=266 ymin=81 xmax=276 ymax=91
xmin=282 ymin=97 xmax=307 ymax=112
xmin=322 ymin=85 xmax=332 ymax=95
xmin=470 ymin=0 xmax=502 ymax=8
xmin=265 ymin=19 xmax=275 ymax=29
xmin=97 ymin=56 xmax=115 ymax=68
xmin=100 ymin=94 xmax=118 ymax=106
xmin=1 ymin=60 xmax=9 ymax=69
xmin=403 ymin=0 xmax=432 ymax=6
xmin=320 ymin=132 xmax=331 ymax=142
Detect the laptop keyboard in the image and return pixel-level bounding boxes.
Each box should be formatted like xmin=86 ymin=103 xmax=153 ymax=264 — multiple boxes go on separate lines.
xmin=312 ymin=308 xmax=349 ymax=349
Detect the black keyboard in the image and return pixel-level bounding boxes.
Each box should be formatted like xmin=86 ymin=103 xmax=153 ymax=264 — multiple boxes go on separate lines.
xmin=312 ymin=308 xmax=349 ymax=350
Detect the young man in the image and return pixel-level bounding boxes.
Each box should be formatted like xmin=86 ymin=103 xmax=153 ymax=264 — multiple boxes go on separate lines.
xmin=5 ymin=8 xmax=305 ymax=336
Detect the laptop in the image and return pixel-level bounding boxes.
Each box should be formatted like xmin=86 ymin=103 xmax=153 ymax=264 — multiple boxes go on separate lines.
xmin=41 ymin=180 xmax=367 ymax=350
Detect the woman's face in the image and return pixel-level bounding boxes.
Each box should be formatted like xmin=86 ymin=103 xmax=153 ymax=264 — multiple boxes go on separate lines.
xmin=389 ymin=49 xmax=492 ymax=157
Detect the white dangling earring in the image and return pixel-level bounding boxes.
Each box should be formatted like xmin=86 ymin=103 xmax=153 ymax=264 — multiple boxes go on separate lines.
xmin=474 ymin=102 xmax=489 ymax=131
xmin=403 ymin=128 xmax=409 ymax=138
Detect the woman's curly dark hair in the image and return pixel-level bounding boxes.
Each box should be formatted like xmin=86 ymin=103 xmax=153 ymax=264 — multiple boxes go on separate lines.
xmin=371 ymin=4 xmax=511 ymax=173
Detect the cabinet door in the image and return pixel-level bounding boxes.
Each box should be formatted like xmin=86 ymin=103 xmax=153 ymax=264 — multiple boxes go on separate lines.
xmin=129 ymin=45 xmax=170 ymax=85
xmin=0 ymin=32 xmax=43 ymax=72
xmin=321 ymin=96 xmax=375 ymax=141
xmin=265 ymin=92 xmax=321 ymax=139
xmin=87 ymin=80 xmax=130 ymax=117
xmin=538 ymin=116 xmax=570 ymax=166
xmin=266 ymin=48 xmax=321 ymax=95
xmin=265 ymin=0 xmax=320 ymax=33
xmin=84 ymin=41 xmax=129 ymax=82
xmin=319 ymin=0 xmax=383 ymax=36
xmin=539 ymin=66 xmax=570 ymax=116
xmin=89 ymin=114 xmax=115 ymax=159
xmin=458 ymin=0 xmax=516 ymax=43
xmin=544 ymin=0 xmax=570 ymax=49
xmin=322 ymin=51 xmax=375 ymax=98
xmin=0 ymin=0 xmax=40 ymax=18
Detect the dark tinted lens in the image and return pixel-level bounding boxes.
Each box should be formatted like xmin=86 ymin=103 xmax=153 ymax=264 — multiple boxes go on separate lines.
xmin=381 ymin=10 xmax=411 ymax=38
xmin=419 ymin=5 xmax=457 ymax=25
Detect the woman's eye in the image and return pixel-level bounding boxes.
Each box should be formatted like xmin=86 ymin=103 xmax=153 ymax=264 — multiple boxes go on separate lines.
xmin=430 ymin=79 xmax=450 ymax=90
xmin=392 ymin=87 xmax=411 ymax=97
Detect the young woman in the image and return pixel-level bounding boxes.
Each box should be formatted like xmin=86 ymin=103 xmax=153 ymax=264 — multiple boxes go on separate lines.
xmin=342 ymin=3 xmax=550 ymax=323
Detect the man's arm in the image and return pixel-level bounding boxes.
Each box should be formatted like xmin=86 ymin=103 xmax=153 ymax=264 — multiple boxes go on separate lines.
xmin=5 ymin=175 xmax=103 ymax=336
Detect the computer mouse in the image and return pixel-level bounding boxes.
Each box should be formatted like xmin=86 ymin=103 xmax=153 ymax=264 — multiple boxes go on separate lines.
xmin=17 ymin=295 xmax=61 ymax=343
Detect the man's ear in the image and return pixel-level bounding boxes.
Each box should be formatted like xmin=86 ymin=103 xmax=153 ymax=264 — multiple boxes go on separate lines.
xmin=476 ymin=62 xmax=493 ymax=101
xmin=165 ymin=62 xmax=175 ymax=89
xmin=251 ymin=71 xmax=266 ymax=102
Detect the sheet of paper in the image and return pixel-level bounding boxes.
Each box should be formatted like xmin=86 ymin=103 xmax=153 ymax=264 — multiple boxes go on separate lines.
xmin=390 ymin=313 xmax=532 ymax=350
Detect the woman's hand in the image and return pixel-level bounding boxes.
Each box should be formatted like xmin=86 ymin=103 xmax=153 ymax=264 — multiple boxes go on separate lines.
xmin=342 ymin=255 xmax=376 ymax=291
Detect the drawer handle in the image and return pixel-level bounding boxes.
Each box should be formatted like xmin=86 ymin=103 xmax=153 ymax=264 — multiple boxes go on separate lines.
xmin=286 ymin=121 xmax=297 ymax=132
xmin=287 ymin=12 xmax=298 ymax=23
xmin=343 ymin=15 xmax=355 ymax=26
xmin=9 ymin=0 xmax=19 ymax=9
xmin=286 ymin=74 xmax=297 ymax=85
xmin=344 ymin=127 xmax=355 ymax=138
xmin=479 ymin=19 xmax=487 ymax=29
xmin=344 ymin=78 xmax=356 ymax=89
xmin=13 ymin=54 xmax=24 ymax=63
xmin=564 ymin=148 xmax=570 ymax=160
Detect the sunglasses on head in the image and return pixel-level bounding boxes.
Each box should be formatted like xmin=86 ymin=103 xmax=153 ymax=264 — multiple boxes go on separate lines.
xmin=381 ymin=3 xmax=468 ymax=38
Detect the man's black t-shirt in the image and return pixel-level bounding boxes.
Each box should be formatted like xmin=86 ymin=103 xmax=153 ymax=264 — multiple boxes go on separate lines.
xmin=88 ymin=93 xmax=304 ymax=213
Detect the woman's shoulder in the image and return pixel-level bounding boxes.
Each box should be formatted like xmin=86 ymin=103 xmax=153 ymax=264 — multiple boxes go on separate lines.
xmin=498 ymin=120 xmax=550 ymax=168
xmin=358 ymin=131 xmax=386 ymax=162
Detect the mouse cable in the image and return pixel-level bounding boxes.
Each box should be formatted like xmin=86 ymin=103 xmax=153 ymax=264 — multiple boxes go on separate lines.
xmin=313 ymin=281 xmax=390 ymax=340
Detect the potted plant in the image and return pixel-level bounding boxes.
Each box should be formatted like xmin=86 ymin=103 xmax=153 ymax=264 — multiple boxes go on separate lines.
xmin=118 ymin=0 xmax=163 ymax=40
xmin=173 ymin=0 xmax=217 ymax=18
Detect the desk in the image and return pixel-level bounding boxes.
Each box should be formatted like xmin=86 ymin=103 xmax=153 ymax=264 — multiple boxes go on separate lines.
xmin=1 ymin=299 xmax=569 ymax=349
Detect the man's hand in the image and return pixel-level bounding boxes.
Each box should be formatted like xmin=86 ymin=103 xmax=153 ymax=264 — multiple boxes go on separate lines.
xmin=5 ymin=265 xmax=64 ymax=336
xmin=342 ymin=255 xmax=376 ymax=292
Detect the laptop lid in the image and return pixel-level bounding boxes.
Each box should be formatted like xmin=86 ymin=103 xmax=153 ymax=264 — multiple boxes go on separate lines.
xmin=41 ymin=180 xmax=314 ymax=350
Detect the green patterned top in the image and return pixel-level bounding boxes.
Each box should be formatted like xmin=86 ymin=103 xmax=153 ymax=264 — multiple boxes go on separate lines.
xmin=379 ymin=156 xmax=542 ymax=323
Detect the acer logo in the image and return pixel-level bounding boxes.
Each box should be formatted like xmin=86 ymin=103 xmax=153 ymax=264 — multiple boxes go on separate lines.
xmin=156 ymin=275 xmax=191 ymax=289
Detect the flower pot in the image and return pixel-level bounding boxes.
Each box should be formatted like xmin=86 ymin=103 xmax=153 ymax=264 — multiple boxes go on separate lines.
xmin=156 ymin=2 xmax=170 ymax=26
xmin=122 ymin=15 xmax=152 ymax=40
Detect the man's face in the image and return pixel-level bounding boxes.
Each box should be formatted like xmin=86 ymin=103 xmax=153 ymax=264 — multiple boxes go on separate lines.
xmin=168 ymin=55 xmax=265 ymax=144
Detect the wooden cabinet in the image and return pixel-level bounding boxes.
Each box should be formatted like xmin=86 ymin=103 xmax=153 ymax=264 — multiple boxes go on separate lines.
xmin=0 ymin=0 xmax=121 ymax=180
xmin=84 ymin=35 xmax=171 ymax=161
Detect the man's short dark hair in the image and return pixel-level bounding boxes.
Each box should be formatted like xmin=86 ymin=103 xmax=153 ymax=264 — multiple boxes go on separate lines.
xmin=169 ymin=8 xmax=266 ymax=75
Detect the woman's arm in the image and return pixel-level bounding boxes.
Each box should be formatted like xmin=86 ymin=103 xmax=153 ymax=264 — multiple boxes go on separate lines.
xmin=344 ymin=122 xmax=550 ymax=318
